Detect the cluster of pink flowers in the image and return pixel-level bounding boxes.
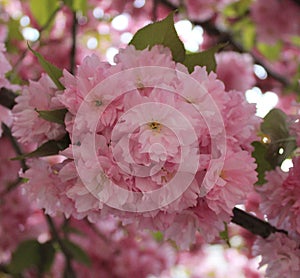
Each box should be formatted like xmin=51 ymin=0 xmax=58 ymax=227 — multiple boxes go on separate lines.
xmin=253 ymin=143 xmax=300 ymax=273
xmin=14 ymin=44 xmax=260 ymax=249
xmin=216 ymin=51 xmax=255 ymax=92
xmin=160 ymin=244 xmax=262 ymax=278
xmin=12 ymin=74 xmax=66 ymax=146
xmin=49 ymin=216 xmax=175 ymax=278
xmin=250 ymin=0 xmax=300 ymax=44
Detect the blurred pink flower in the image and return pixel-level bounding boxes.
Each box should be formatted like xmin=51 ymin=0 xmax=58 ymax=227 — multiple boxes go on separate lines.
xmin=12 ymin=74 xmax=66 ymax=146
xmin=216 ymin=51 xmax=255 ymax=92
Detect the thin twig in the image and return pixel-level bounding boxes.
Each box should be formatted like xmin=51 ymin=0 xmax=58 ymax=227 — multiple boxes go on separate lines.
xmin=2 ymin=123 xmax=28 ymax=171
xmin=70 ymin=11 xmax=78 ymax=74
xmin=45 ymin=215 xmax=76 ymax=278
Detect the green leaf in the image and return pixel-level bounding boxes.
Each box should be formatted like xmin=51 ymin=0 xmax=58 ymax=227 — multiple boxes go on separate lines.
xmin=152 ymin=231 xmax=164 ymax=242
xmin=29 ymin=0 xmax=60 ymax=27
xmin=8 ymin=240 xmax=41 ymax=274
xmin=251 ymin=141 xmax=272 ymax=185
xmin=257 ymin=42 xmax=282 ymax=61
xmin=219 ymin=222 xmax=230 ymax=247
xmin=291 ymin=36 xmax=300 ymax=47
xmin=12 ymin=134 xmax=70 ymax=160
xmin=37 ymin=109 xmax=67 ymax=125
xmin=62 ymin=239 xmax=91 ymax=266
xmin=232 ymin=18 xmax=255 ymax=50
xmin=129 ymin=12 xmax=185 ymax=62
xmin=260 ymin=109 xmax=297 ymax=168
xmin=223 ymin=0 xmax=252 ymax=17
xmin=6 ymin=18 xmax=23 ymax=53
xmin=28 ymin=43 xmax=65 ymax=90
xmin=63 ymin=0 xmax=88 ymax=14
xmin=39 ymin=241 xmax=56 ymax=273
xmin=182 ymin=43 xmax=227 ymax=73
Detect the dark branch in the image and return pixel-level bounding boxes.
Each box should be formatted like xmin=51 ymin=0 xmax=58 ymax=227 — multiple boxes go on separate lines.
xmin=0 ymin=87 xmax=17 ymax=109
xmin=45 ymin=215 xmax=76 ymax=278
xmin=231 ymin=207 xmax=288 ymax=238
xmin=70 ymin=11 xmax=78 ymax=74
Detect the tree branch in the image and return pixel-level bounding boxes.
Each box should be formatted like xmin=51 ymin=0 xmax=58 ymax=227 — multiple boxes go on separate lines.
xmin=45 ymin=215 xmax=76 ymax=278
xmin=231 ymin=207 xmax=288 ymax=238
xmin=70 ymin=11 xmax=78 ymax=74
xmin=0 ymin=87 xmax=17 ymax=109
xmin=158 ymin=0 xmax=291 ymax=87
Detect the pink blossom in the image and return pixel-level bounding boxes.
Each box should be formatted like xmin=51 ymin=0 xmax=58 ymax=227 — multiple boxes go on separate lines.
xmin=185 ymin=0 xmax=236 ymax=21
xmin=253 ymin=233 xmax=300 ymax=278
xmin=216 ymin=51 xmax=256 ymax=92
xmin=258 ymin=158 xmax=300 ymax=233
xmin=161 ymin=244 xmax=262 ymax=278
xmin=250 ymin=0 xmax=300 ymax=44
xmin=12 ymin=74 xmax=66 ymax=146
xmin=21 ymin=158 xmax=75 ymax=217
xmin=54 ymin=45 xmax=258 ymax=248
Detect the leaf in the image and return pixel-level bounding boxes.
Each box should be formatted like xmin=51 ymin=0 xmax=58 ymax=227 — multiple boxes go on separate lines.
xmin=28 ymin=43 xmax=65 ymax=90
xmin=37 ymin=109 xmax=67 ymax=125
xmin=252 ymin=141 xmax=272 ymax=185
xmin=29 ymin=0 xmax=60 ymax=27
xmin=12 ymin=134 xmax=70 ymax=160
xmin=257 ymin=42 xmax=282 ymax=61
xmin=62 ymin=239 xmax=91 ymax=266
xmin=182 ymin=43 xmax=227 ymax=73
xmin=152 ymin=231 xmax=164 ymax=242
xmin=129 ymin=12 xmax=185 ymax=62
xmin=8 ymin=240 xmax=41 ymax=274
xmin=232 ymin=18 xmax=255 ymax=50
xmin=223 ymin=0 xmax=252 ymax=17
xmin=219 ymin=222 xmax=230 ymax=247
xmin=259 ymin=109 xmax=296 ymax=168
xmin=39 ymin=241 xmax=56 ymax=273
xmin=63 ymin=0 xmax=88 ymax=14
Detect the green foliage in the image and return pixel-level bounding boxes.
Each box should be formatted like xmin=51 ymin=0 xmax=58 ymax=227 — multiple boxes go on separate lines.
xmin=152 ymin=231 xmax=164 ymax=242
xmin=232 ymin=18 xmax=256 ymax=50
xmin=129 ymin=12 xmax=185 ymax=62
xmin=8 ymin=240 xmax=55 ymax=274
xmin=12 ymin=134 xmax=70 ymax=160
xmin=28 ymin=43 xmax=65 ymax=90
xmin=219 ymin=222 xmax=231 ymax=247
xmin=6 ymin=18 xmax=23 ymax=53
xmin=257 ymin=42 xmax=282 ymax=61
xmin=62 ymin=239 xmax=91 ymax=266
xmin=252 ymin=109 xmax=297 ymax=184
xmin=37 ymin=109 xmax=67 ymax=125
xmin=183 ymin=43 xmax=227 ymax=73
xmin=64 ymin=0 xmax=88 ymax=14
xmin=251 ymin=141 xmax=272 ymax=185
xmin=29 ymin=0 xmax=60 ymax=27
xmin=223 ymin=0 xmax=252 ymax=17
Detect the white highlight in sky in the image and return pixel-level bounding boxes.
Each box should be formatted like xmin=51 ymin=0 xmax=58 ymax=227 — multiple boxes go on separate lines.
xmin=175 ymin=20 xmax=203 ymax=52
xmin=111 ymin=14 xmax=130 ymax=31
xmin=22 ymin=27 xmax=39 ymax=41
xmin=246 ymin=87 xmax=278 ymax=117
xmin=93 ymin=7 xmax=104 ymax=19
xmin=106 ymin=47 xmax=119 ymax=65
xmin=20 ymin=16 xmax=30 ymax=27
xmin=133 ymin=0 xmax=146 ymax=8
xmin=281 ymin=158 xmax=293 ymax=172
xmin=254 ymin=64 xmax=267 ymax=79
xmin=87 ymin=37 xmax=98 ymax=49
xmin=121 ymin=32 xmax=133 ymax=44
